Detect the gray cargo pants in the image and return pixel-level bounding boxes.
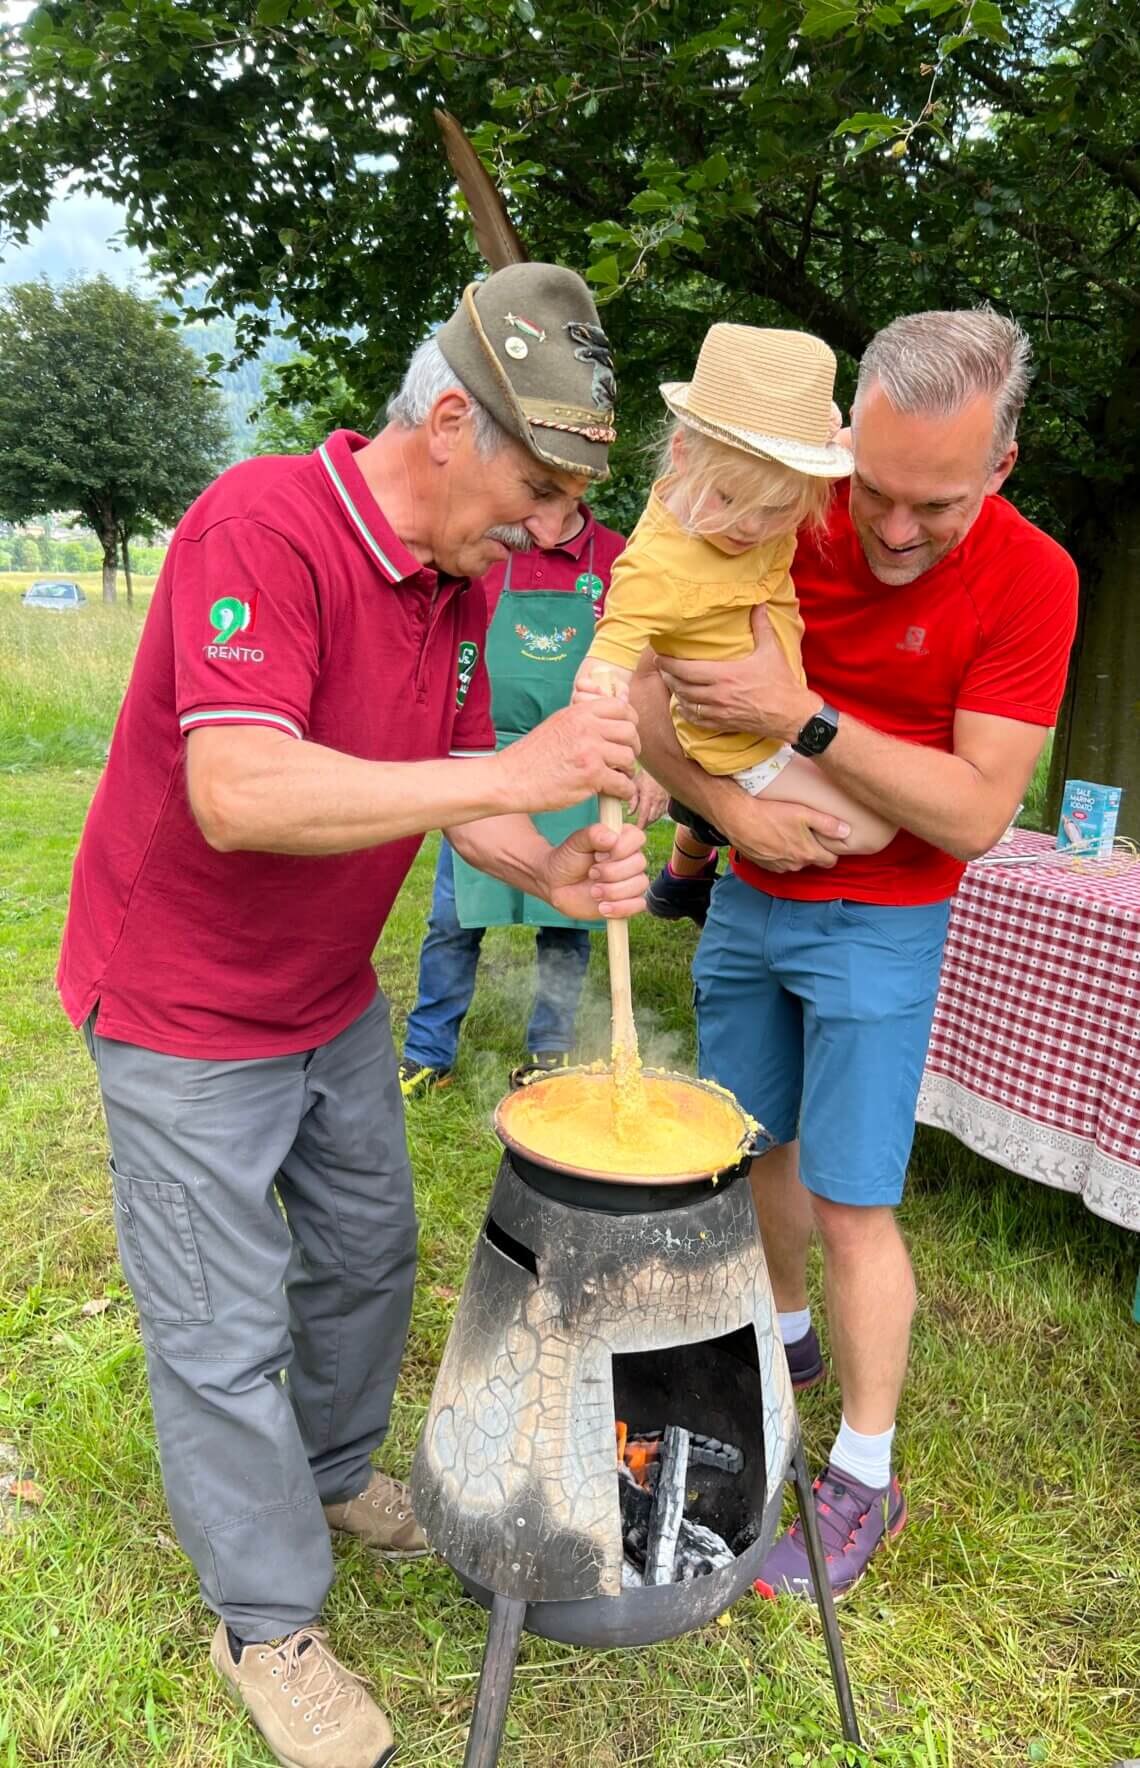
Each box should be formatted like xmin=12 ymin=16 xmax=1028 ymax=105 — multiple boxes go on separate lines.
xmin=84 ymin=991 xmax=417 ymax=1641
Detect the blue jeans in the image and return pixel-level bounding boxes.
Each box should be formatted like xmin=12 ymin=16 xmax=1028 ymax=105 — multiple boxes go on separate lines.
xmin=403 ymin=841 xmax=591 ymax=1070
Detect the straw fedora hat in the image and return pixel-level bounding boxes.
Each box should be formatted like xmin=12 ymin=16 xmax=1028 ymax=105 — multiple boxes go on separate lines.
xmin=660 ymin=324 xmax=852 ymax=478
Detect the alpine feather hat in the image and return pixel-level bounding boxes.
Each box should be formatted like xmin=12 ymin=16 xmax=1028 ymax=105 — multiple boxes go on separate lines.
xmin=436 ymin=263 xmax=617 ymax=482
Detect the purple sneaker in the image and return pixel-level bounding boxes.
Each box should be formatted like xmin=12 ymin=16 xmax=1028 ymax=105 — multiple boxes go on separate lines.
xmin=754 ymin=1464 xmax=906 ymax=1602
xmin=784 ymin=1325 xmax=826 ymax=1393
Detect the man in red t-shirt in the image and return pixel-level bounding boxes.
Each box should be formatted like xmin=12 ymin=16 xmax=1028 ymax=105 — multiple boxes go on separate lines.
xmin=634 ymin=309 xmax=1078 ymax=1602
xmin=57 ymin=263 xmax=648 ymax=1765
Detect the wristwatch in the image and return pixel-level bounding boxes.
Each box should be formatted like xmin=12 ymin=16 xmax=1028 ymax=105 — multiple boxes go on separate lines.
xmin=792 ymin=701 xmax=840 ymax=757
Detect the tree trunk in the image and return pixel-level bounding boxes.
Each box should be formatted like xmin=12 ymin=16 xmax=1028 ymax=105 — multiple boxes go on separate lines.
xmin=120 ymin=526 xmax=134 ymax=608
xmin=100 ymin=525 xmax=117 ymax=603
xmin=1046 ymin=489 xmax=1140 ymax=840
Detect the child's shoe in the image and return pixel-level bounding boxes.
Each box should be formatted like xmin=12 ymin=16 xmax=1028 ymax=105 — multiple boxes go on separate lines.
xmin=646 ymin=857 xmax=719 ymax=927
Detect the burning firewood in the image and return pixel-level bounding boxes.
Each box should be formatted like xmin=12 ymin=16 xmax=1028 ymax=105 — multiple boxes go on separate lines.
xmin=616 ymin=1420 xmax=742 ymax=1585
xmin=644 ymin=1426 xmax=690 ymax=1585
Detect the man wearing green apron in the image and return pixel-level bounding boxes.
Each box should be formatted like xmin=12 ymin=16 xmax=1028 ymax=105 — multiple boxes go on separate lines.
xmin=400 ymin=501 xmax=629 ymax=1092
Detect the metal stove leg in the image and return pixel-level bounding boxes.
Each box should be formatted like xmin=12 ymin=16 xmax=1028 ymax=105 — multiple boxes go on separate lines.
xmin=791 ymin=1441 xmax=862 ymax=1747
xmin=463 ymin=1594 xmax=527 ymax=1768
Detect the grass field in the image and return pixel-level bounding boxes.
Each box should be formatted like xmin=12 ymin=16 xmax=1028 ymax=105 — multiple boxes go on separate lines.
xmin=0 ymin=586 xmax=1137 ymax=1767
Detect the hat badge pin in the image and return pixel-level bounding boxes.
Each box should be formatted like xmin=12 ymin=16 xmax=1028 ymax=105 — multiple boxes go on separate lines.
xmin=505 ymin=336 xmax=528 ymax=360
xmin=505 ymin=312 xmax=546 ymax=342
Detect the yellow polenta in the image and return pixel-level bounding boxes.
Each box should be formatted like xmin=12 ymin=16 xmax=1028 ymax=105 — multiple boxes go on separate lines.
xmin=500 ymin=1069 xmax=750 ymax=1178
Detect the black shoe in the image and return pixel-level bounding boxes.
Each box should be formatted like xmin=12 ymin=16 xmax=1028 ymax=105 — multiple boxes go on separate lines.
xmin=784 ymin=1325 xmax=827 ymax=1392
xmin=509 ymin=1050 xmax=571 ymax=1089
xmin=646 ymin=858 xmax=719 ymax=927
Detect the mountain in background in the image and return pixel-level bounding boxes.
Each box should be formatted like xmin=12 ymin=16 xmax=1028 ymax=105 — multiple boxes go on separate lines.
xmin=173 ymin=312 xmax=296 ymax=459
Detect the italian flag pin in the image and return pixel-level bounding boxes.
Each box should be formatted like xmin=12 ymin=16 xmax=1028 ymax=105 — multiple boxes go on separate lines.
xmin=505 ymin=312 xmax=546 ymax=343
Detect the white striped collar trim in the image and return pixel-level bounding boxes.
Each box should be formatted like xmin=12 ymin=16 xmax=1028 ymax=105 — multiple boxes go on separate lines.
xmin=318 ymin=442 xmax=407 ymax=579
xmin=449 ymin=747 xmax=497 ymax=757
xmin=180 ymin=708 xmax=303 ymax=740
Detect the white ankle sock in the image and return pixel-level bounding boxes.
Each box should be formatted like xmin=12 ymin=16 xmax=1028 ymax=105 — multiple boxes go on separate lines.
xmin=777 ymin=1306 xmax=812 ymax=1347
xmin=830 ymin=1414 xmax=894 ymax=1489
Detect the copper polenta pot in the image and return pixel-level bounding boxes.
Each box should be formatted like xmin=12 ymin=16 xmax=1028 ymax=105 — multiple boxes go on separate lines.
xmin=493 ymin=1065 xmax=771 ymax=1214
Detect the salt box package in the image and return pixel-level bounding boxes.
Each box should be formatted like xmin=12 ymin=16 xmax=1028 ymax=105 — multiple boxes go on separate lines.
xmin=1056 ymin=779 xmax=1123 ymax=858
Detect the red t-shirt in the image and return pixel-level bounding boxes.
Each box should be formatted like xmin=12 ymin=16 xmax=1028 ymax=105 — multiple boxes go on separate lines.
xmin=733 ymin=492 xmax=1079 ymax=906
xmin=58 ymin=430 xmax=495 ymax=1059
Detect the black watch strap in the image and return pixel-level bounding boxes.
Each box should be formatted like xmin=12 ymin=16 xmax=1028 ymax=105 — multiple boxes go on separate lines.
xmin=791 ymin=702 xmax=840 ymax=757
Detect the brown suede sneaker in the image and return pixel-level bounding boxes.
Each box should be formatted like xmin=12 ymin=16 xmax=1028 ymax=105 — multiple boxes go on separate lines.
xmin=210 ymin=1622 xmax=396 ymax=1767
xmin=322 ymin=1470 xmax=430 ymax=1558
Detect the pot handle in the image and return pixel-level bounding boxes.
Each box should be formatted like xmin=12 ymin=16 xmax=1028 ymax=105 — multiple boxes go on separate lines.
xmin=742 ymin=1120 xmax=775 ymax=1159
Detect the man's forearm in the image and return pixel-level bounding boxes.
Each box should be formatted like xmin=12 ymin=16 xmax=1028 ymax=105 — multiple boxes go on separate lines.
xmin=446 ymin=814 xmax=553 ymax=898
xmin=629 ymin=667 xmax=847 ymax=873
xmin=737 ymin=675 xmax=1025 ymax=858
xmin=189 ymin=729 xmax=509 ymax=855
xmin=657 ymin=612 xmax=1045 ymax=864
xmin=816 ymin=717 xmax=1035 ymax=860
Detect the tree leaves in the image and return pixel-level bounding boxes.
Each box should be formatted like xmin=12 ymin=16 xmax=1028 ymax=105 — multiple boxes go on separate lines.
xmin=0 ymin=0 xmax=1133 ymax=541
xmin=0 ymin=278 xmax=230 ymax=599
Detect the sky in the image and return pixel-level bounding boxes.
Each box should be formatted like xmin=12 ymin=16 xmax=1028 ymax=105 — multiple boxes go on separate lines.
xmin=0 ymin=189 xmax=152 ymax=289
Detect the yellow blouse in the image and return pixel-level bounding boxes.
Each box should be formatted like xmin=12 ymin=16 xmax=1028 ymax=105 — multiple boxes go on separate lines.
xmin=586 ymin=483 xmax=806 ymax=776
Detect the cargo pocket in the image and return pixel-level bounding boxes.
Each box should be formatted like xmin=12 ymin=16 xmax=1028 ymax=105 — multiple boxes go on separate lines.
xmin=110 ymin=1161 xmax=213 ymax=1324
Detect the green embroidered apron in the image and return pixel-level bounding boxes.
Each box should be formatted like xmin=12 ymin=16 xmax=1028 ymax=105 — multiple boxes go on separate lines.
xmin=453 ymin=543 xmax=603 ymax=931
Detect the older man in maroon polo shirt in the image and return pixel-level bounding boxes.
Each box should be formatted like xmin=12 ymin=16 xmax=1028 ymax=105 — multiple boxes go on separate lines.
xmin=58 ymin=264 xmax=646 ymax=1768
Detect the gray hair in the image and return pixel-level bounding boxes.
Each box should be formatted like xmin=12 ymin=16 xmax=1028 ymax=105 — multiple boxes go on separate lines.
xmin=386 ymin=334 xmax=507 ymax=460
xmin=854 ymin=308 xmax=1032 ymax=468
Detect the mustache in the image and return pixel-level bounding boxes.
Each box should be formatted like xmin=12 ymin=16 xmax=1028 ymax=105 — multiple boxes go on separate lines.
xmin=485 ymin=523 xmax=535 ymax=552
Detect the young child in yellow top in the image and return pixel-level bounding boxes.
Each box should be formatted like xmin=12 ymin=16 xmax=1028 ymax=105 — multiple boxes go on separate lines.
xmin=574 ymin=324 xmax=894 ymax=919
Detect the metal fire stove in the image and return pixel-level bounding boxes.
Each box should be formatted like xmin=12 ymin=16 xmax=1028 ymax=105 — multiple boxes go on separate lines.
xmin=411 ymin=1093 xmax=861 ymax=1766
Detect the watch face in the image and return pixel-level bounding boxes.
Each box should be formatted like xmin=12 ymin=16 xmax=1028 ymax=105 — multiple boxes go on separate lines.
xmin=794 ymin=708 xmax=838 ymax=755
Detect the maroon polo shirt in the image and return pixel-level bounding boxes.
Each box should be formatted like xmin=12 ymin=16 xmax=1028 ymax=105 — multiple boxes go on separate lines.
xmin=58 ymin=430 xmax=495 ymax=1059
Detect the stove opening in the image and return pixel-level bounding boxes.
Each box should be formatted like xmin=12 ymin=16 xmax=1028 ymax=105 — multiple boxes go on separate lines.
xmin=612 ymin=1327 xmax=766 ymax=1585
xmin=482 ymin=1214 xmax=539 ymax=1278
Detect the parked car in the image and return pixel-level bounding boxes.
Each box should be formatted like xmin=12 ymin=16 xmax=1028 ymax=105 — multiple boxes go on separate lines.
xmin=21 ymin=578 xmax=87 ymax=610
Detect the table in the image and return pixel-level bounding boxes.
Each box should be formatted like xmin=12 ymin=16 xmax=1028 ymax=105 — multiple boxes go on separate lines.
xmin=916 ymin=831 xmax=1140 ymax=1241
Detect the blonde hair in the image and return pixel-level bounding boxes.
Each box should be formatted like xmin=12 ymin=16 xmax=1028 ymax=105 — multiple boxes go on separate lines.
xmin=658 ymin=419 xmax=833 ymax=540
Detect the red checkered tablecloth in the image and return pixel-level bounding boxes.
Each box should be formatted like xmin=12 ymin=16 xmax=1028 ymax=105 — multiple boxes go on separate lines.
xmin=916 ymin=831 xmax=1140 ymax=1231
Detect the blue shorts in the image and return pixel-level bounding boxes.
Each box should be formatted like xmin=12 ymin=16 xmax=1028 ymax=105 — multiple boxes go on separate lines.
xmin=693 ymin=874 xmax=951 ymax=1208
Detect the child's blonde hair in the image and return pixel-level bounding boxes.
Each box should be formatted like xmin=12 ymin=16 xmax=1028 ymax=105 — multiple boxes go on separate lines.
xmin=658 ymin=419 xmax=833 ymax=539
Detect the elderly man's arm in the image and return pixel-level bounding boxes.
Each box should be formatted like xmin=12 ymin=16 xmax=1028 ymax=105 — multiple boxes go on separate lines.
xmin=658 ymin=614 xmax=1046 ymax=862
xmin=630 ymin=659 xmax=852 ymax=874
xmin=448 ymin=814 xmax=647 ymax=921
xmin=186 ymin=697 xmax=639 ymax=856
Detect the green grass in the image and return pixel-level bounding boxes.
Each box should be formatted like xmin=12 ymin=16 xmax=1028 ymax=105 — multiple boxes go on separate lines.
xmin=0 ymin=577 xmax=156 ymax=773
xmin=0 ymin=616 xmax=1137 ymax=1767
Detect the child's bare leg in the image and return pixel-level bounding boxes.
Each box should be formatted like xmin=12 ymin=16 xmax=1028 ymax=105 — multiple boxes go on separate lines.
xmin=761 ymin=755 xmax=896 ymax=855
xmin=669 ymin=824 xmax=717 ymax=877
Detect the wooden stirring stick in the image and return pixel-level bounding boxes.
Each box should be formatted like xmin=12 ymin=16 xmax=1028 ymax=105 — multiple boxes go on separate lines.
xmin=598 ymin=794 xmax=638 ymax=1047
xmin=592 ymin=669 xmax=647 ymax=1131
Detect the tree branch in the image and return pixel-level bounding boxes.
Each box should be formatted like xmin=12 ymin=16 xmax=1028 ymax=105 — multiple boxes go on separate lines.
xmin=796 ymin=175 xmax=820 ymax=272
xmin=959 ymin=52 xmax=1140 ymax=204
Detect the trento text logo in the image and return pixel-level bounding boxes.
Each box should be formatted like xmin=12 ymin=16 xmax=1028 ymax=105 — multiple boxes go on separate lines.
xmin=205 ymin=594 xmax=264 ymax=662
